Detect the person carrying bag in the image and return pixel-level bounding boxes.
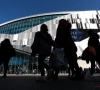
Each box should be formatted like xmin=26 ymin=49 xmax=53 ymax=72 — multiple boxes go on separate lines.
xmin=31 ymin=24 xmax=57 ymax=82
xmin=49 ymin=48 xmax=68 ymax=70
xmin=82 ymin=46 xmax=96 ymax=64
xmin=82 ymin=30 xmax=100 ymax=77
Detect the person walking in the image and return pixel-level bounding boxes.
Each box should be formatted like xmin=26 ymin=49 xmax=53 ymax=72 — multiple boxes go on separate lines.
xmin=54 ymin=19 xmax=84 ymax=80
xmin=31 ymin=24 xmax=57 ymax=82
xmin=87 ymin=30 xmax=100 ymax=77
xmin=0 ymin=39 xmax=16 ymax=78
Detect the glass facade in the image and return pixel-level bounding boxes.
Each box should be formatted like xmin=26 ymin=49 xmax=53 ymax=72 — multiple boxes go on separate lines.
xmin=0 ymin=49 xmax=49 ymax=74
xmin=0 ymin=14 xmax=65 ymax=74
xmin=1 ymin=11 xmax=100 ymax=74
xmin=0 ymin=14 xmax=64 ymax=34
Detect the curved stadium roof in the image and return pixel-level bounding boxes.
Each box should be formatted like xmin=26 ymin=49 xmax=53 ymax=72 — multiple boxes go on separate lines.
xmin=0 ymin=10 xmax=96 ymax=26
xmin=0 ymin=11 xmax=70 ymax=26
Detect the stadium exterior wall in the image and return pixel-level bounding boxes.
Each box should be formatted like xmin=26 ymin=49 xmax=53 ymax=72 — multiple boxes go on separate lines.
xmin=0 ymin=10 xmax=100 ymax=73
xmin=0 ymin=10 xmax=100 ymax=56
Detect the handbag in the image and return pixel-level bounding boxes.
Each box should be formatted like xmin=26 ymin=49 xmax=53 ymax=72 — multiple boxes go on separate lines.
xmin=31 ymin=32 xmax=40 ymax=56
xmin=88 ymin=46 xmax=96 ymax=55
xmin=81 ymin=46 xmax=96 ymax=63
xmin=49 ymin=48 xmax=68 ymax=70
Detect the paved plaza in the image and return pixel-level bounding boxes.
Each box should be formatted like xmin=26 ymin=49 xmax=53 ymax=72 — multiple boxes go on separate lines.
xmin=0 ymin=74 xmax=100 ymax=90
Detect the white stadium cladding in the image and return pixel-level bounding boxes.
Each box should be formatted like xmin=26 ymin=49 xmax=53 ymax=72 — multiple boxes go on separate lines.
xmin=0 ymin=10 xmax=100 ymax=71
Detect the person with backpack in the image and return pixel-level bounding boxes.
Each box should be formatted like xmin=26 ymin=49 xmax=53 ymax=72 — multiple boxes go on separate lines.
xmin=31 ymin=24 xmax=57 ymax=82
xmin=86 ymin=30 xmax=100 ymax=77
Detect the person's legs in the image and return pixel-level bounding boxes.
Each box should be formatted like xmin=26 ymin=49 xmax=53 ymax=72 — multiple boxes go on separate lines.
xmin=73 ymin=60 xmax=81 ymax=76
xmin=65 ymin=53 xmax=81 ymax=76
xmin=64 ymin=48 xmax=84 ymax=79
xmin=96 ymin=55 xmax=100 ymax=67
xmin=38 ymin=54 xmax=49 ymax=77
xmin=51 ymin=68 xmax=59 ymax=80
xmin=86 ymin=55 xmax=96 ymax=77
xmin=68 ymin=64 xmax=76 ymax=76
xmin=0 ymin=59 xmax=3 ymax=66
xmin=90 ymin=59 xmax=95 ymax=75
xmin=69 ymin=58 xmax=85 ymax=80
xmin=3 ymin=59 xmax=9 ymax=77
xmin=68 ymin=66 xmax=71 ymax=76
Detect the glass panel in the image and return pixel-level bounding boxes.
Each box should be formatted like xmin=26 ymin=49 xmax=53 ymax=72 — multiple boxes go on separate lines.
xmin=0 ymin=14 xmax=64 ymax=34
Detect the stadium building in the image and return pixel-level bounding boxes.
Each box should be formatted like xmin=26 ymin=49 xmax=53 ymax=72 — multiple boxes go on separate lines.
xmin=0 ymin=10 xmax=100 ymax=74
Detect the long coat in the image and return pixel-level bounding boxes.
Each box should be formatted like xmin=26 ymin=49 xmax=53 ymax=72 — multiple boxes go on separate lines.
xmin=55 ymin=26 xmax=77 ymax=54
xmin=31 ymin=31 xmax=56 ymax=56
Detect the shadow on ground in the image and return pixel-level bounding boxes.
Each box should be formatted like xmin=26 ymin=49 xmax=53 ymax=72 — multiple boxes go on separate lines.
xmin=0 ymin=75 xmax=100 ymax=90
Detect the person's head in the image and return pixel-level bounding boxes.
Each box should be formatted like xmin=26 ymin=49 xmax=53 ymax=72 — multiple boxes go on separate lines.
xmin=3 ymin=38 xmax=11 ymax=45
xmin=58 ymin=19 xmax=66 ymax=27
xmin=1 ymin=38 xmax=11 ymax=47
xmin=5 ymin=38 xmax=10 ymax=43
xmin=59 ymin=19 xmax=66 ymax=23
xmin=65 ymin=20 xmax=72 ymax=29
xmin=40 ymin=24 xmax=48 ymax=32
xmin=88 ymin=30 xmax=93 ymax=36
xmin=58 ymin=19 xmax=72 ymax=29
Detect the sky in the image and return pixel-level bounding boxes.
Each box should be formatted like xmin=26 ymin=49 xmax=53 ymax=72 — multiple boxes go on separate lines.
xmin=0 ymin=0 xmax=100 ymax=24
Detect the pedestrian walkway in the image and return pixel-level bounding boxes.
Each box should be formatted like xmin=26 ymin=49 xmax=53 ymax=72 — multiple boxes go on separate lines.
xmin=0 ymin=74 xmax=100 ymax=90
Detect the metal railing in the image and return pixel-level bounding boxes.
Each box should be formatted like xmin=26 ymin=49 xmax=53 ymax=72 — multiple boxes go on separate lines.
xmin=15 ymin=48 xmax=31 ymax=56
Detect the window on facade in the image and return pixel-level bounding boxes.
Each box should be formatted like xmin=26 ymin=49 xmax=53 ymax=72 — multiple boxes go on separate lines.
xmin=76 ymin=22 xmax=81 ymax=29
xmin=90 ymin=19 xmax=95 ymax=23
xmin=98 ymin=19 xmax=100 ymax=24
xmin=92 ymin=19 xmax=95 ymax=23
xmin=90 ymin=19 xmax=92 ymax=23
xmin=56 ymin=20 xmax=59 ymax=24
xmin=94 ymin=19 xmax=97 ymax=23
xmin=77 ymin=19 xmax=80 ymax=23
xmin=77 ymin=14 xmax=79 ymax=19
xmin=0 ymin=14 xmax=65 ymax=34
xmin=96 ymin=15 xmax=99 ymax=20
xmin=85 ymin=18 xmax=88 ymax=23
xmin=22 ymin=39 xmax=28 ymax=47
xmin=13 ymin=34 xmax=18 ymax=42
xmin=72 ymin=18 xmax=76 ymax=23
xmin=90 ymin=24 xmax=97 ymax=29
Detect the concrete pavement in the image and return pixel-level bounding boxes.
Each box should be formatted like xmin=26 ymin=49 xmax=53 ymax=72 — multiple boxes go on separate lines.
xmin=0 ymin=74 xmax=100 ymax=90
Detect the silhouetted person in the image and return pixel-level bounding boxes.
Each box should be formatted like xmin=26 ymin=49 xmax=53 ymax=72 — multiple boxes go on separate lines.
xmin=0 ymin=39 xmax=16 ymax=77
xmin=54 ymin=19 xmax=84 ymax=80
xmin=31 ymin=24 xmax=57 ymax=82
xmin=49 ymin=19 xmax=75 ymax=80
xmin=87 ymin=30 xmax=100 ymax=77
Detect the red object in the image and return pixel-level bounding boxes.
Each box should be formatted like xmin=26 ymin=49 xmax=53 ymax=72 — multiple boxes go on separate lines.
xmin=94 ymin=86 xmax=100 ymax=88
